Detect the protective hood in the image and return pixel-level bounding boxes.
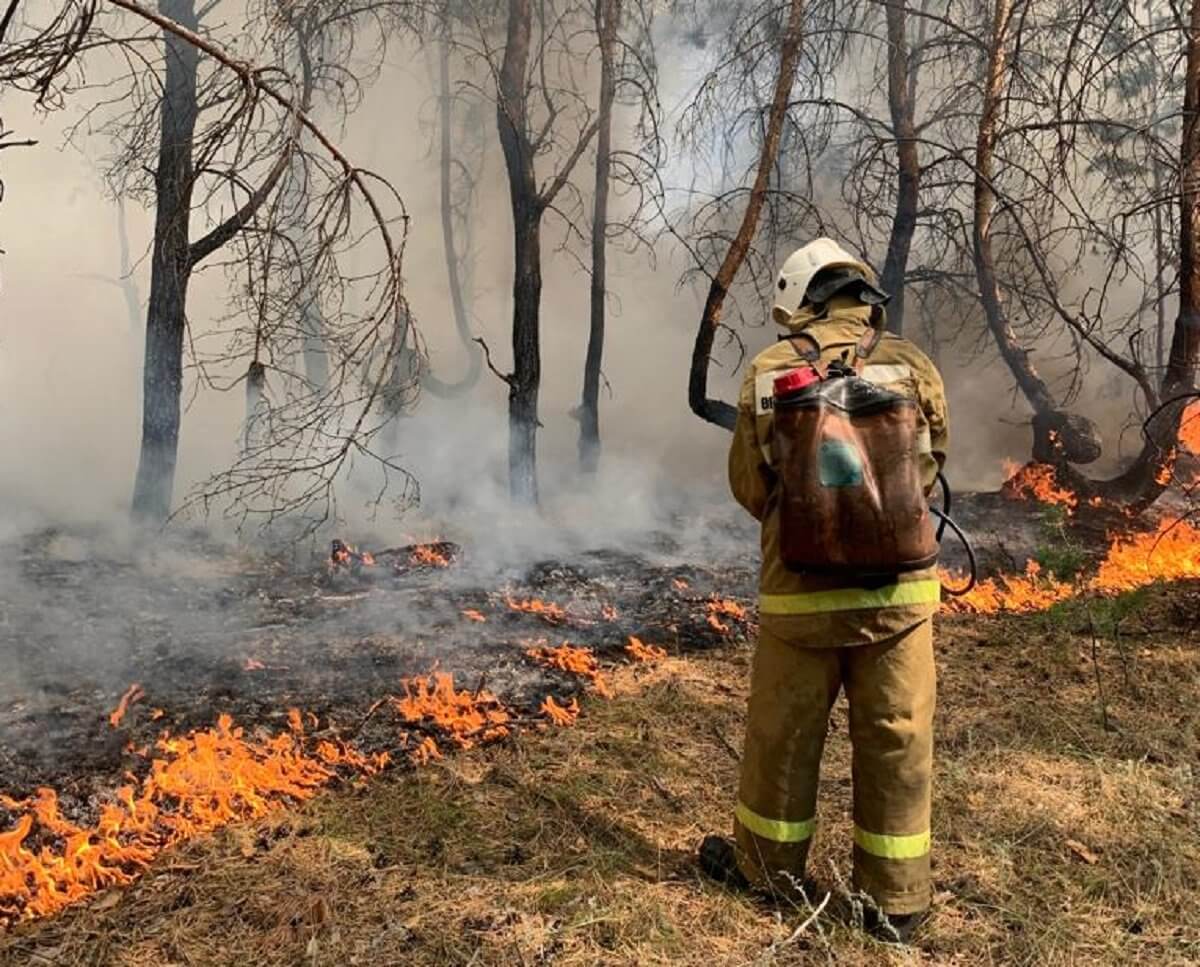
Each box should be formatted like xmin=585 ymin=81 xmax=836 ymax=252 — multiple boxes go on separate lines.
xmin=777 ymin=294 xmax=876 ymax=334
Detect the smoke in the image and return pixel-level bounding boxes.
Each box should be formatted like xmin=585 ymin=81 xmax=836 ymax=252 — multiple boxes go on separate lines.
xmin=0 ymin=18 xmax=1147 ymax=555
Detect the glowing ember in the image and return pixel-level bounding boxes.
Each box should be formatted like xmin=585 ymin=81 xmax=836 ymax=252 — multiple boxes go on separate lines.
xmin=506 ymin=595 xmax=568 ymax=625
xmin=600 ymin=604 xmax=619 ymax=621
xmin=330 ymin=539 xmax=375 ymax=569
xmin=525 ymin=642 xmax=613 ymax=698
xmin=625 ymin=636 xmax=667 ymax=662
xmin=461 ymin=609 xmax=487 ymax=623
xmin=706 ymin=597 xmax=749 ymax=634
xmin=108 ymin=684 xmax=145 ymax=729
xmin=391 ymin=672 xmax=511 ymax=749
xmin=540 ymin=695 xmax=581 ymax=726
xmin=409 ymin=543 xmax=451 ymax=568
xmin=1154 ymin=449 xmax=1178 ymax=486
xmin=1001 ymin=460 xmax=1078 ymax=512
xmin=672 ymin=578 xmax=689 ymax=591
xmin=243 ymin=657 xmax=266 ymax=671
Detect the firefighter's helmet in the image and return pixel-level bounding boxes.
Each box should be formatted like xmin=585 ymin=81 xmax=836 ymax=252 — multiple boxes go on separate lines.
xmin=772 ymin=238 xmax=880 ymax=326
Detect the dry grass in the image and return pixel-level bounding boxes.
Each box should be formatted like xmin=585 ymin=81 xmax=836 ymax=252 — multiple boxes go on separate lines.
xmin=2 ymin=585 xmax=1198 ymax=966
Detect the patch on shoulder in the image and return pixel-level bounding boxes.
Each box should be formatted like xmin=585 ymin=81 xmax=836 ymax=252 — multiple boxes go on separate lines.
xmin=755 ymin=369 xmax=799 ymax=415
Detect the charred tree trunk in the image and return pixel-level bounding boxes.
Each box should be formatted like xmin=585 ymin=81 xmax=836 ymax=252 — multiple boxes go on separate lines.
xmin=131 ymin=0 xmax=200 ymax=523
xmin=578 ymin=0 xmax=621 ymax=473
xmin=972 ymin=0 xmax=1102 ymax=468
xmin=423 ymin=22 xmax=482 ymax=400
xmin=879 ymin=0 xmax=919 ymax=336
xmin=687 ymin=0 xmax=806 ymax=431
xmin=1166 ymin=0 xmax=1200 ymax=399
xmin=497 ymin=0 xmax=542 ymax=505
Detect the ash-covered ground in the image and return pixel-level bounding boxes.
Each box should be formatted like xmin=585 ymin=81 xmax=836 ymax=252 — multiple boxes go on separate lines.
xmin=0 ymin=518 xmax=761 ymax=801
xmin=0 ymin=488 xmax=1123 ymax=805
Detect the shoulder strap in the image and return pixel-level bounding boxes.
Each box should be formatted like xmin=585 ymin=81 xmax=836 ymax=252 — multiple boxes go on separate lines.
xmin=783 ymin=330 xmax=821 ymax=363
xmin=852 ymin=306 xmax=886 ymax=373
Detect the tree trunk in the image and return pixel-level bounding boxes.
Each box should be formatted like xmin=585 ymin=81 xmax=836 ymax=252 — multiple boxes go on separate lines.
xmin=687 ymin=0 xmax=806 ymax=431
xmin=1166 ymin=0 xmax=1200 ymax=398
xmin=973 ymin=0 xmax=1056 ymax=417
xmin=578 ymin=0 xmax=621 ymax=472
xmin=497 ymin=0 xmax=541 ymax=504
xmin=130 ymin=0 xmax=200 ymax=523
xmin=509 ymin=215 xmax=542 ymax=503
xmin=423 ymin=21 xmax=483 ymax=399
xmin=879 ymin=0 xmax=919 ymax=336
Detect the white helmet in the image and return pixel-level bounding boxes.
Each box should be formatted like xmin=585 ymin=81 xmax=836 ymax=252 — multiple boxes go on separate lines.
xmin=773 ymin=238 xmax=872 ymax=326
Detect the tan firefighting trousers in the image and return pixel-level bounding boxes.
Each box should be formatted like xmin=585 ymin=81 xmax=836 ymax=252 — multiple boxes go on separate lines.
xmin=734 ymin=618 xmax=935 ymax=915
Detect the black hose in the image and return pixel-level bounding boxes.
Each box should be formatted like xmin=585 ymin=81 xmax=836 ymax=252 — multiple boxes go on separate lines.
xmin=930 ymin=507 xmax=977 ymax=596
xmin=935 ymin=471 xmax=951 ymax=542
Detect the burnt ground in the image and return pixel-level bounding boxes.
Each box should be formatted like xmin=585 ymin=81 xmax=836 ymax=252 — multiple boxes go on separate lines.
xmin=0 ymin=490 xmax=1173 ymax=811
xmin=0 ymin=523 xmax=759 ymax=804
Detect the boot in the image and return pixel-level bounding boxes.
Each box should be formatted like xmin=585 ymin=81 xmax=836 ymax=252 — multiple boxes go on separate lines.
xmin=865 ymin=908 xmax=927 ymax=945
xmin=698 ymin=835 xmax=751 ymax=890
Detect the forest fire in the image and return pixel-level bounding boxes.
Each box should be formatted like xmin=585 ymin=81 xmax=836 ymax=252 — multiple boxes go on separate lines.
xmin=540 ymin=695 xmax=581 ymax=726
xmin=410 ymin=544 xmax=451 ymax=568
xmin=107 ymin=683 xmax=145 ymax=728
xmin=1180 ymin=402 xmax=1200 ymax=454
xmin=0 ymin=714 xmax=358 ymax=926
xmin=391 ymin=672 xmax=512 ymax=750
xmin=330 ymin=540 xmax=375 ymax=569
xmin=506 ymin=596 xmax=568 ymax=624
xmin=945 ymin=519 xmax=1200 ymax=613
xmin=706 ymin=597 xmax=750 ymax=634
xmin=625 ymin=636 xmax=667 ymax=662
xmin=1001 ymin=460 xmax=1078 ymax=512
xmin=525 ymin=642 xmax=614 ymax=698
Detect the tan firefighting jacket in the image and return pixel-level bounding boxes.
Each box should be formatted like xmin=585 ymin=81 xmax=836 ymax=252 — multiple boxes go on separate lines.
xmin=729 ymin=296 xmax=949 ymax=646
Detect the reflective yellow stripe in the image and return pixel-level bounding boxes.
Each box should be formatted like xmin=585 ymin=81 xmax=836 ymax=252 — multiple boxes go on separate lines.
xmin=760 ymin=579 xmax=941 ymax=615
xmin=735 ymin=802 xmax=816 ymax=843
xmin=853 ymin=825 xmax=931 ymax=859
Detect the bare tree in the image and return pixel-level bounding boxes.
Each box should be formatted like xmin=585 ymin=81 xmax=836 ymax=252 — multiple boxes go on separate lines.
xmin=458 ymin=0 xmax=600 ymax=504
xmin=87 ymin=0 xmax=423 ymax=532
xmin=685 ymin=0 xmax=808 ymax=430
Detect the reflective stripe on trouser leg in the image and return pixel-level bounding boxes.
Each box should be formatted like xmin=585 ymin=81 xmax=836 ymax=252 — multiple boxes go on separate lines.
xmin=844 ymin=618 xmax=935 ymax=915
xmin=734 ymin=628 xmax=841 ymax=891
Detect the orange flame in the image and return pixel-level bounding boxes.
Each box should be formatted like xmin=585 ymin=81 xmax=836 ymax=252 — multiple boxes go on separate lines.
xmin=408 ymin=735 xmax=442 ymax=766
xmin=108 ymin=684 xmax=144 ymax=729
xmin=625 ymin=636 xmax=667 ymax=662
xmin=461 ymin=609 xmax=487 ymax=623
xmin=525 ymin=642 xmax=613 ymax=698
xmin=506 ymin=595 xmax=568 ymax=625
xmin=409 ymin=544 xmax=450 ymax=568
xmin=391 ymin=672 xmax=511 ymax=749
xmin=539 ymin=695 xmax=581 ymax=726
xmin=1001 ymin=461 xmax=1078 ymax=513
xmin=706 ymin=597 xmax=749 ymax=634
xmin=945 ymin=519 xmax=1200 ymax=613
xmin=672 ymin=578 xmax=690 ymax=591
xmin=1180 ymin=402 xmax=1200 ymax=454
xmin=0 ymin=715 xmax=345 ymax=927
xmin=600 ymin=604 xmax=619 ymax=621
xmin=243 ymin=657 xmax=266 ymax=672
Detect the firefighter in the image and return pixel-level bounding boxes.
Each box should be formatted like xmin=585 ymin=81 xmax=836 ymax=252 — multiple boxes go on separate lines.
xmin=699 ymin=238 xmax=949 ymax=944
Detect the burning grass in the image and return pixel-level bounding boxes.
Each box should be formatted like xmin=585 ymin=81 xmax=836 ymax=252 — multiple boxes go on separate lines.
xmin=946 ymin=518 xmax=1200 ymax=613
xmin=525 ymin=642 xmax=614 ymax=698
xmin=1001 ymin=460 xmax=1079 ymax=512
xmin=5 ymin=582 xmax=1197 ymax=965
